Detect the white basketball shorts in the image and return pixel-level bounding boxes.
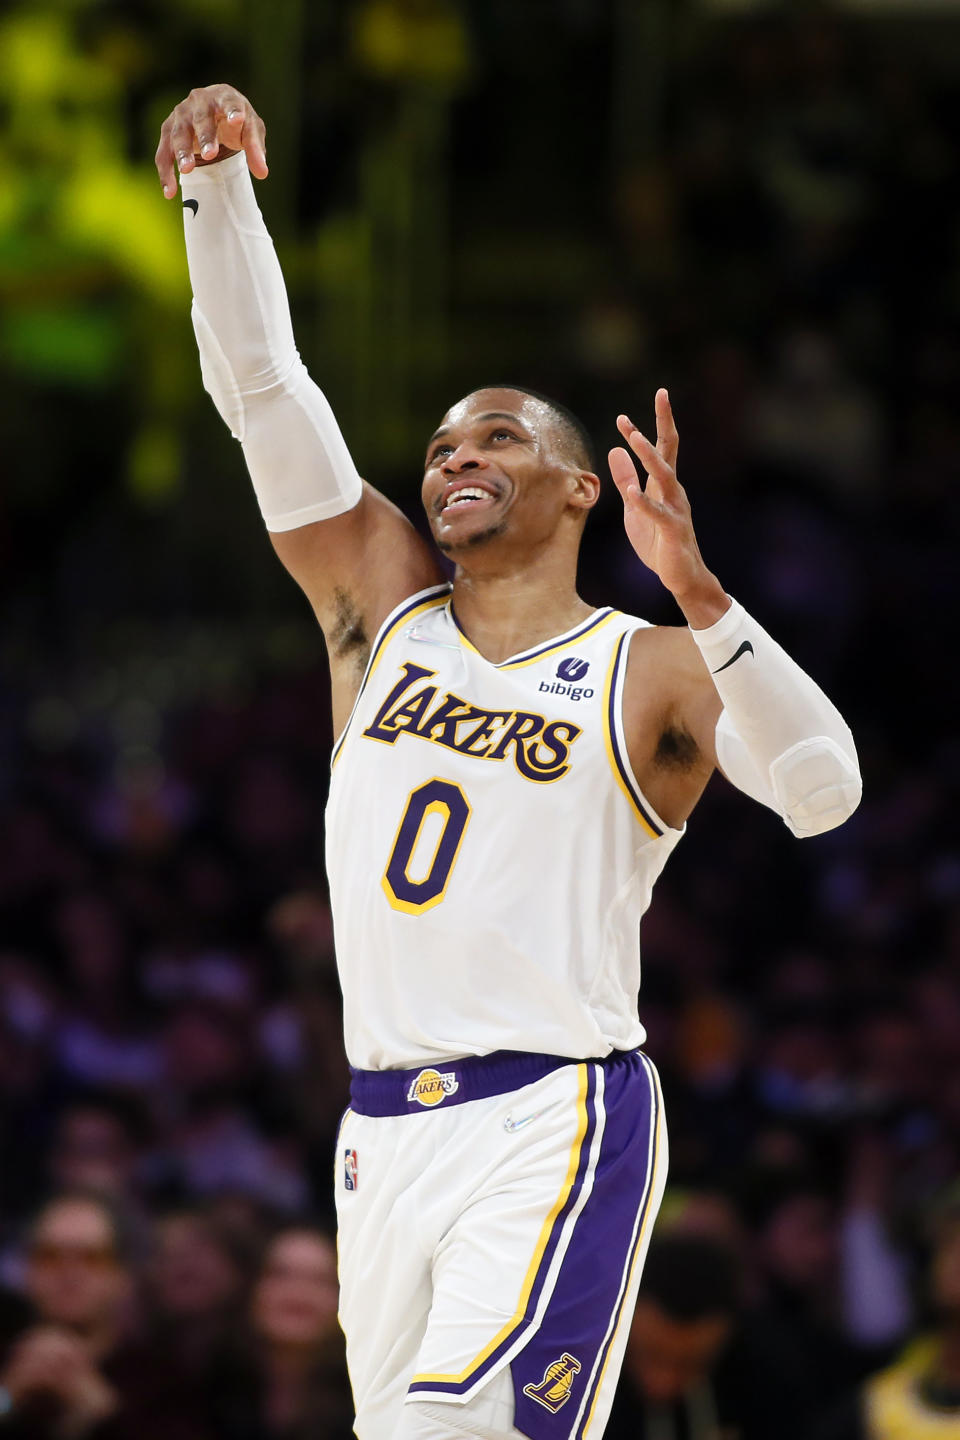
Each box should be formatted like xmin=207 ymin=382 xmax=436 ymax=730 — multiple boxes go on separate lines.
xmin=335 ymin=1048 xmax=668 ymax=1439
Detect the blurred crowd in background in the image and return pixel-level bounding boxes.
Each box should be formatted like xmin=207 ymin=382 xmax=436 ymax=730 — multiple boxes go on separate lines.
xmin=2 ymin=0 xmax=960 ymax=1436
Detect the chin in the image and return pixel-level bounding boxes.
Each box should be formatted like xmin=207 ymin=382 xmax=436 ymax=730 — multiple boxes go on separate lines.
xmin=436 ymin=520 xmax=508 ymax=555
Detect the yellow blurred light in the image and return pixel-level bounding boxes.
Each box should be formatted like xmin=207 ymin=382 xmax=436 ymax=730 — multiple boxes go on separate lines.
xmin=128 ymin=421 xmax=181 ymax=505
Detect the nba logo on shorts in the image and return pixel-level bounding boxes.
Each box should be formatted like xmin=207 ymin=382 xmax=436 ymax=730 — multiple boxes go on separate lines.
xmin=557 ymin=656 xmax=589 ymax=683
xmin=344 ymin=1149 xmax=359 ymax=1191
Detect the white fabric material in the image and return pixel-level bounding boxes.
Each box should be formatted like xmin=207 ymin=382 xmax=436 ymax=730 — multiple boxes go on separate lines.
xmin=326 ymin=591 xmax=682 ymax=1070
xmin=337 ymin=1058 xmax=668 ymax=1440
xmin=180 ymin=152 xmax=362 ymax=531
xmin=691 ymin=598 xmax=861 ymax=838
xmin=400 ymin=1375 xmax=520 ymax=1439
xmin=338 ymin=1066 xmax=585 ymax=1439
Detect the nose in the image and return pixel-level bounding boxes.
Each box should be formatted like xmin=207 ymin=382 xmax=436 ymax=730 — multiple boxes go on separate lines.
xmin=441 ymin=443 xmax=488 ymax=475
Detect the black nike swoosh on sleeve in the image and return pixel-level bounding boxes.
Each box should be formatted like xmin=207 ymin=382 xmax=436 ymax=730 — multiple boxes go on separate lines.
xmin=182 ymin=198 xmax=199 ymax=215
xmin=712 ymin=640 xmax=754 ymax=674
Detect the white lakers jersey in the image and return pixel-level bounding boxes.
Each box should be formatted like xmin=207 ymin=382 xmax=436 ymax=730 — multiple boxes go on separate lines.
xmin=325 ymin=584 xmax=684 ymax=1070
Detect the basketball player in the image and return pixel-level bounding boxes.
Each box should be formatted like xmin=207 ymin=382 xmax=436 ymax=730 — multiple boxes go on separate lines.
xmin=156 ymin=86 xmax=861 ymax=1440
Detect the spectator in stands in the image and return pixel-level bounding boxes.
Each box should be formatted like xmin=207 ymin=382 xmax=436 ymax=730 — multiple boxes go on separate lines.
xmin=145 ymin=1206 xmax=256 ymax=1382
xmin=605 ymin=1234 xmax=741 ymax=1439
xmin=745 ymin=1169 xmax=856 ymax=1402
xmin=52 ymin=890 xmax=161 ymax=1093
xmin=0 ymin=1192 xmax=207 ymax=1439
xmin=205 ymin=1224 xmax=353 ymax=1439
xmin=815 ymin=1188 xmax=960 ymax=1438
xmin=607 ymin=1228 xmax=831 ymax=1440
xmin=47 ymin=1095 xmax=148 ymax=1204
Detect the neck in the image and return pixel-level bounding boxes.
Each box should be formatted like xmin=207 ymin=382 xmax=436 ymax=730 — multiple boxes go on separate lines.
xmin=450 ymin=540 xmax=591 ymax=664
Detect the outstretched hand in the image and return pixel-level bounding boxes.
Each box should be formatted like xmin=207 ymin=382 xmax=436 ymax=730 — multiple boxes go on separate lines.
xmin=608 ymin=389 xmax=722 ymax=617
xmin=155 ymin=84 xmax=267 ymax=199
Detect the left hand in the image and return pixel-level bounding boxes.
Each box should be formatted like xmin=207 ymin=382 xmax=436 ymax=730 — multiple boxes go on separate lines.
xmin=608 ymin=389 xmax=722 ymax=615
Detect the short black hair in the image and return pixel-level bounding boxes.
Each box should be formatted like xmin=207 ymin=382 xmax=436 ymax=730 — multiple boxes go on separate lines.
xmin=639 ymin=1235 xmax=741 ymax=1322
xmin=469 ymin=383 xmax=597 ymax=473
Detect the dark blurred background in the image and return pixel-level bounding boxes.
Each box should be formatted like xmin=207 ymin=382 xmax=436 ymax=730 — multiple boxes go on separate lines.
xmin=1 ymin=1 xmax=959 ymax=1437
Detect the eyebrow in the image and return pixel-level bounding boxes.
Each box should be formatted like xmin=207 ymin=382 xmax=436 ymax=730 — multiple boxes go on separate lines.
xmin=427 ymin=411 xmax=529 ymax=447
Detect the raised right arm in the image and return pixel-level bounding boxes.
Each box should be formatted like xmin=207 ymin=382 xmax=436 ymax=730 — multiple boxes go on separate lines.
xmin=156 ymin=86 xmax=443 ymax=724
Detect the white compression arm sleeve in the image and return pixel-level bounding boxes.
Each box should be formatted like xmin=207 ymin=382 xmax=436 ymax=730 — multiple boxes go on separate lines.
xmin=180 ymin=153 xmax=362 ymax=531
xmin=690 ymin=598 xmax=862 ymax=838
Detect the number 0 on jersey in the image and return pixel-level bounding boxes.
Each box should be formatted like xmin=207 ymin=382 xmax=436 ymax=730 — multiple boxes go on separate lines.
xmin=383 ymin=779 xmax=472 ymax=915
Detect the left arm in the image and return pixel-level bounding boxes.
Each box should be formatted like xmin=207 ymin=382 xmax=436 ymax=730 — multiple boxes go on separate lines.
xmin=611 ymin=391 xmax=862 ymax=838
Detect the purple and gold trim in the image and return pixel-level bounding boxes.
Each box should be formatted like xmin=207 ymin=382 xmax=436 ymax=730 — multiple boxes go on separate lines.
xmin=602 ymin=632 xmax=664 ymax=839
xmin=348 ymin=1048 xmax=582 ymax=1118
xmin=330 ymin=584 xmax=451 ymax=768
xmin=450 ymin=606 xmax=617 ymax=671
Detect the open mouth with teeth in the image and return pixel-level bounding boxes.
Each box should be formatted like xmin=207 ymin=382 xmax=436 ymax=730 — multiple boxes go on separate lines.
xmin=442 ymin=486 xmax=497 ymax=512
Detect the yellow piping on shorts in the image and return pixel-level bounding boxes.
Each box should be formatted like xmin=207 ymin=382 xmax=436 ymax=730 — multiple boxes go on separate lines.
xmin=411 ymin=1063 xmax=590 ymax=1387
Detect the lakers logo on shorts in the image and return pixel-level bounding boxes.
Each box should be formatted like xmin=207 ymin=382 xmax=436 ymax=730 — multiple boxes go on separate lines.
xmin=406 ymin=1068 xmax=459 ymax=1107
xmin=523 ymin=1353 xmax=582 ymax=1413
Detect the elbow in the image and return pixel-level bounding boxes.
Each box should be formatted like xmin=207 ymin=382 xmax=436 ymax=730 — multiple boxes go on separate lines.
xmin=781 ymin=780 xmax=863 ymax=838
xmin=770 ymin=735 xmax=863 ymax=839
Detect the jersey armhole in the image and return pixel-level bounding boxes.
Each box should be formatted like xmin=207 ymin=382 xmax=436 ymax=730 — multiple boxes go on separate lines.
xmin=602 ymin=624 xmax=684 ymax=841
xmin=330 ymin=583 xmax=452 ymax=767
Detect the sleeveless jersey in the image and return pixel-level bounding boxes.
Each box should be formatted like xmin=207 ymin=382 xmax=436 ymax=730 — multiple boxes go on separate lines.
xmin=325 ymin=584 xmax=684 ymax=1070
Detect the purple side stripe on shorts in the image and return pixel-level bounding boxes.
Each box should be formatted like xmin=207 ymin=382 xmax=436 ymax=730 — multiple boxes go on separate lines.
xmin=510 ymin=1051 xmax=661 ymax=1440
xmin=407 ymin=1064 xmax=600 ymax=1399
xmin=349 ymin=1049 xmax=584 ymax=1117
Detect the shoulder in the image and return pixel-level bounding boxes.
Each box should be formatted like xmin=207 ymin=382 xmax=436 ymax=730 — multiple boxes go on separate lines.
xmin=624 ymin=625 xmax=707 ymax=760
xmin=624 ymin=621 xmax=713 ymax=700
xmin=621 ymin=620 xmax=722 ymax=801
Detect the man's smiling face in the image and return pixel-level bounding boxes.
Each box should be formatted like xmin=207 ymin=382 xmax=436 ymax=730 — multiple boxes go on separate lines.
xmin=421 ymin=388 xmax=596 ymax=559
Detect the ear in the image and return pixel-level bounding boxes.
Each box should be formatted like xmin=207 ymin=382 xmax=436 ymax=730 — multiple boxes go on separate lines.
xmin=568 ymin=468 xmax=601 ymax=513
